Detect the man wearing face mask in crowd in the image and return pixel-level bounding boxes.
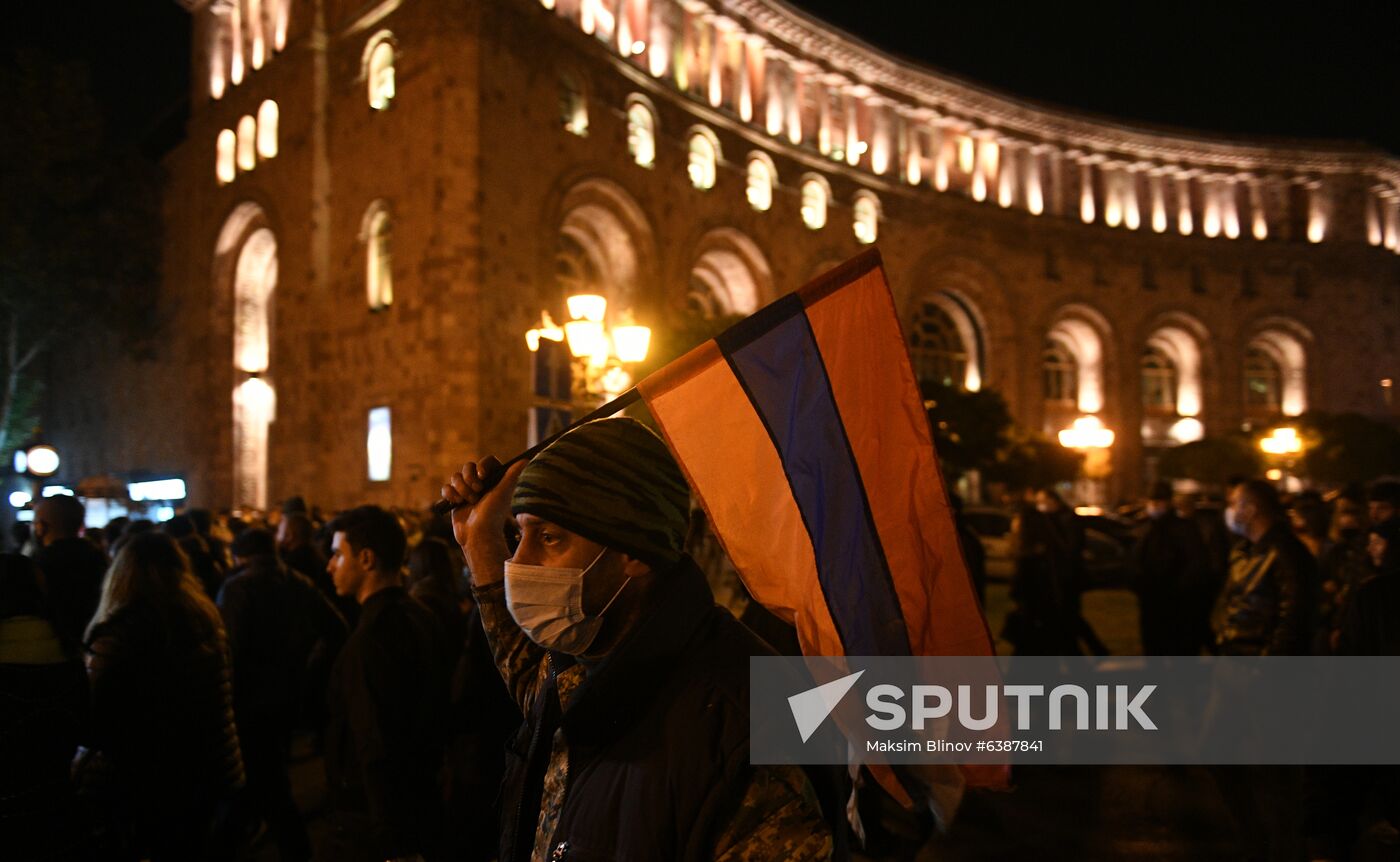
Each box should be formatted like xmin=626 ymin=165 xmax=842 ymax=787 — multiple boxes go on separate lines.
xmin=1209 ymin=480 xmax=1317 ymax=861
xmin=1132 ymin=482 xmax=1210 ymax=655
xmin=1211 ymin=479 xmax=1315 ymax=657
xmin=441 ymin=418 xmax=832 ymax=862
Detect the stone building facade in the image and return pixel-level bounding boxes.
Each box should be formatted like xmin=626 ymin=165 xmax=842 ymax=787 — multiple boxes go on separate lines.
xmin=49 ymin=0 xmax=1400 ymax=511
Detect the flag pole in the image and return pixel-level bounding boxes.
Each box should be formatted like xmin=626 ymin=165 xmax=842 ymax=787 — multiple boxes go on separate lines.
xmin=430 ymin=388 xmax=640 ymax=516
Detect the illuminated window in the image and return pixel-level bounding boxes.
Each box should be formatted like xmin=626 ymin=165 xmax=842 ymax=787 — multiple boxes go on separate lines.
xmin=367 ymin=407 xmax=392 ymax=481
xmin=746 ymin=153 xmax=775 ymax=212
xmin=560 ymin=74 xmax=588 ymax=136
xmin=236 ymin=115 xmax=257 ymax=171
xmin=800 ymin=175 xmax=829 ymax=230
xmin=853 ymin=191 xmax=880 ymax=244
xmin=687 ymin=127 xmax=719 ymax=190
xmin=1244 ymin=347 xmax=1282 ymax=412
xmin=909 ymin=301 xmax=968 ymax=389
xmin=365 ymin=33 xmax=396 ymax=110
xmin=1043 ymin=341 xmax=1078 ymax=404
xmin=626 ymin=97 xmax=656 ymax=168
xmin=216 ymin=129 xmax=236 ymax=184
xmin=1140 ymin=345 xmax=1177 ymax=413
xmin=256 ymin=99 xmax=278 ymax=159
xmin=362 ymin=204 xmax=393 ymax=310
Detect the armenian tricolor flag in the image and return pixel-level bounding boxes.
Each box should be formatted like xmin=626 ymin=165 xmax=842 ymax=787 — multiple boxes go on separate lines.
xmin=636 ymin=249 xmax=1006 ymax=796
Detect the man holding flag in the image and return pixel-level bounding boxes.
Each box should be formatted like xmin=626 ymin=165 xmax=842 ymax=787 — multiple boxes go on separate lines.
xmin=441 ymin=417 xmax=833 ymax=862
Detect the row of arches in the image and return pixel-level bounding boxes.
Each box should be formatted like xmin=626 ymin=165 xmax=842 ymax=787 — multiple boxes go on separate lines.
xmin=916 ymin=292 xmax=1311 ymax=432
xmin=546 ymin=177 xmax=1314 ymax=432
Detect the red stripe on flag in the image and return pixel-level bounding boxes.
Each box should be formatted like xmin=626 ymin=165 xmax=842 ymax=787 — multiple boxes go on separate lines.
xmin=637 ymin=343 xmax=846 ymax=658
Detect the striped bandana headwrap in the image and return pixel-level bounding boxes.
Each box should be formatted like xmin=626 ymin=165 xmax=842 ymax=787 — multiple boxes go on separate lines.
xmin=511 ymin=417 xmax=691 ymax=568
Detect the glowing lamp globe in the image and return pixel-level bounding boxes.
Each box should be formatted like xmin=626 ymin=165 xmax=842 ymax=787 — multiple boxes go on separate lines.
xmin=25 ymin=444 xmax=60 ymax=478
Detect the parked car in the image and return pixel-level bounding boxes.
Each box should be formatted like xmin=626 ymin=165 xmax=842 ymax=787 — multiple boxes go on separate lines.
xmin=960 ymin=506 xmax=1136 ymax=589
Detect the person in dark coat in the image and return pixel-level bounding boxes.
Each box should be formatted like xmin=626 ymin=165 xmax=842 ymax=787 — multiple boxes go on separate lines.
xmin=1315 ymin=492 xmax=1372 ymax=654
xmin=407 ymin=536 xmax=467 ymax=666
xmin=324 ymin=506 xmax=451 ymax=861
xmin=164 ymin=515 xmax=224 ymax=599
xmin=1036 ymin=487 xmax=1109 ymax=655
xmin=33 ymin=495 xmax=108 ymax=654
xmin=218 ymin=528 xmax=346 ymax=861
xmin=0 ymin=554 xmax=91 ymax=861
xmin=1212 ymin=479 xmax=1316 ymax=657
xmin=441 ymin=418 xmax=833 ymax=862
xmin=1210 ymin=480 xmax=1314 ymax=862
xmin=1005 ymin=504 xmax=1081 ymax=656
xmin=1307 ymin=517 xmax=1400 ymax=859
xmin=951 ymin=493 xmax=988 ymax=605
xmin=1336 ymin=518 xmax=1400 ymax=656
xmin=81 ymin=532 xmax=244 ymax=861
xmin=1133 ymin=481 xmax=1211 ymax=655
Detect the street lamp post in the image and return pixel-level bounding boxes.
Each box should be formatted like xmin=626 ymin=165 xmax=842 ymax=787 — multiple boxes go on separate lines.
xmin=1058 ymin=414 xmax=1115 ymax=508
xmin=526 ymin=295 xmax=652 ymax=404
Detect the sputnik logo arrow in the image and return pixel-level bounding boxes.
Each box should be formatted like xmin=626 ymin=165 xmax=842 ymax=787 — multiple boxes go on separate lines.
xmin=788 ymin=670 xmax=865 ymax=743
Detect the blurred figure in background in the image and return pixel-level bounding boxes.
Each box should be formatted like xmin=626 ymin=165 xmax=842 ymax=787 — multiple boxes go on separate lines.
xmin=0 ymin=554 xmax=90 ymax=861
xmin=1004 ymin=504 xmax=1080 ymax=656
xmin=80 ymin=533 xmax=244 ymax=860
xmin=1133 ymin=482 xmax=1210 ymax=655
xmin=33 ymin=495 xmax=108 ymax=655
xmin=218 ymin=528 xmax=346 ymax=861
xmin=1315 ymin=491 xmax=1372 ymax=654
xmin=1288 ymin=490 xmax=1332 ymax=561
xmin=950 ymin=493 xmax=988 ymax=606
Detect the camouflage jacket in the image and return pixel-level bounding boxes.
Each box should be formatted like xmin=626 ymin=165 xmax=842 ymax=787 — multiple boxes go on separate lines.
xmin=474 ymin=561 xmax=832 ymax=862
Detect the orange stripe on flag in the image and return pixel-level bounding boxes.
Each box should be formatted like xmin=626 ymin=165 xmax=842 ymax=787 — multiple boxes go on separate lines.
xmin=802 ymin=267 xmax=995 ymax=658
xmin=637 ymin=344 xmax=845 ymax=658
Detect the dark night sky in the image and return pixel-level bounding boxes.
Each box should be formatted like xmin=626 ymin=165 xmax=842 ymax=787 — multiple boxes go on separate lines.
xmin=11 ymin=2 xmax=1400 ymax=156
xmin=786 ymin=1 xmax=1400 ymax=154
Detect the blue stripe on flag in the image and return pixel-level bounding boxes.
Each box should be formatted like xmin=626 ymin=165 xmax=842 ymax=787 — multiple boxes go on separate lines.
xmin=718 ymin=307 xmax=913 ymax=657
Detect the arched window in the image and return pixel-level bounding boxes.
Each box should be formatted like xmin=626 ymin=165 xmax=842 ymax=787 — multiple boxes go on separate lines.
xmin=365 ymin=34 xmax=396 ymax=110
xmin=236 ymin=115 xmax=257 ymax=171
xmin=1244 ymin=346 xmax=1282 ymax=412
xmin=626 ymin=98 xmax=656 ymax=168
xmin=746 ymin=153 xmax=775 ymax=211
xmin=853 ymin=191 xmax=880 ymax=244
xmin=256 ymin=99 xmax=278 ymax=159
xmin=800 ymin=175 xmax=829 ymax=230
xmin=687 ymin=127 xmax=719 ymax=191
xmin=909 ymin=300 xmax=968 ymax=389
xmin=687 ymin=229 xmax=771 ymax=318
xmin=216 ymin=128 xmax=236 ymax=184
xmin=1043 ymin=341 xmax=1078 ymax=404
xmin=362 ymin=204 xmax=393 ymax=310
xmin=560 ymin=73 xmax=588 ymax=136
xmin=1141 ymin=345 xmax=1177 ymax=412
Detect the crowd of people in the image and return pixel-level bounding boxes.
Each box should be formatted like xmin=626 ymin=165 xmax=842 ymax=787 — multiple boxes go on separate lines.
xmin=996 ymin=477 xmax=1400 ymax=660
xmin=2 ymin=493 xmax=518 ymax=861
xmin=996 ymin=476 xmax=1400 ymax=860
xmin=3 ymin=421 xmax=1398 ymax=861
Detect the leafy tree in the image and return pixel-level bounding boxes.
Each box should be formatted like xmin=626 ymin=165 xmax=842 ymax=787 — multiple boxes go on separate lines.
xmin=986 ymin=430 xmax=1083 ymax=490
xmin=1156 ymin=434 xmax=1263 ymax=485
xmin=920 ymin=381 xmax=1012 ymax=479
xmin=0 ymin=50 xmax=161 ymax=455
xmin=1296 ymin=411 xmax=1400 ymax=484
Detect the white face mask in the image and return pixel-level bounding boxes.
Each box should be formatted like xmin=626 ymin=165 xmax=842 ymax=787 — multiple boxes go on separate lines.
xmin=1225 ymin=505 xmax=1249 ymax=537
xmin=503 ymin=548 xmax=630 ymax=655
